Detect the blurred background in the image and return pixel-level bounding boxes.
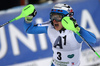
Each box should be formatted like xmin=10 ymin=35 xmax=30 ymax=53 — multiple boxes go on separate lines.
xmin=0 ymin=0 xmax=100 ymax=66
xmin=0 ymin=0 xmax=55 ymax=10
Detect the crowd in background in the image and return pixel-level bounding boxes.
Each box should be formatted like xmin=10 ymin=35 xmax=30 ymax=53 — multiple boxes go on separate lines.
xmin=0 ymin=0 xmax=58 ymax=10
xmin=0 ymin=0 xmax=100 ymax=11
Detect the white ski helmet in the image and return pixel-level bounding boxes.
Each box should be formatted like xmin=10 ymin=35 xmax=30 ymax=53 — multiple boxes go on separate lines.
xmin=50 ymin=3 xmax=74 ymax=22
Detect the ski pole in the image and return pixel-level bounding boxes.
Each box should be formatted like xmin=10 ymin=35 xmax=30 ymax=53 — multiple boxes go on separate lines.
xmin=62 ymin=16 xmax=100 ymax=58
xmin=0 ymin=4 xmax=35 ymax=28
xmin=76 ymin=32 xmax=100 ymax=58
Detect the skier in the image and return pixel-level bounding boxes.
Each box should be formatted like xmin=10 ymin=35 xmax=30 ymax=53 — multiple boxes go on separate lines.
xmin=24 ymin=3 xmax=96 ymax=66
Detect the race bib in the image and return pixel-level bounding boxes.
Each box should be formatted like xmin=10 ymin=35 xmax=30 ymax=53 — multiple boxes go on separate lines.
xmin=52 ymin=48 xmax=81 ymax=66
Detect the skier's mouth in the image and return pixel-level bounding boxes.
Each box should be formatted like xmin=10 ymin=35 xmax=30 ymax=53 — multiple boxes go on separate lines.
xmin=54 ymin=24 xmax=59 ymax=27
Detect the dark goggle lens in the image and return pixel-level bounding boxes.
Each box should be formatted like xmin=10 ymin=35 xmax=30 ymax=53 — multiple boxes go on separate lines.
xmin=50 ymin=13 xmax=63 ymax=22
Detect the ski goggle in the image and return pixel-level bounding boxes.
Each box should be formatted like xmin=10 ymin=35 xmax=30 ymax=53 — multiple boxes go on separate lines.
xmin=50 ymin=13 xmax=64 ymax=22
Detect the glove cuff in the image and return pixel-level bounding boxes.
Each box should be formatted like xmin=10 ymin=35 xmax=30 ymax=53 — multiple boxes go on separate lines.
xmin=25 ymin=16 xmax=33 ymax=23
xmin=76 ymin=26 xmax=80 ymax=32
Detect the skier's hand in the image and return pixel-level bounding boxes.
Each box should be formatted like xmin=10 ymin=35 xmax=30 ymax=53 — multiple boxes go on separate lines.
xmin=25 ymin=9 xmax=37 ymax=23
xmin=61 ymin=16 xmax=80 ymax=32
xmin=70 ymin=17 xmax=80 ymax=32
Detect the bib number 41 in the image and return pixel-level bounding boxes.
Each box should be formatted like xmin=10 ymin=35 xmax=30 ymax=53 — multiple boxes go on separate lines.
xmin=54 ymin=35 xmax=66 ymax=49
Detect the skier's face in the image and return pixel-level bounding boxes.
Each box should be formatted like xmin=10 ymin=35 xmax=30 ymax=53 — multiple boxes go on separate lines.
xmin=51 ymin=13 xmax=63 ymax=30
xmin=53 ymin=20 xmax=63 ymax=31
xmin=51 ymin=13 xmax=63 ymax=22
